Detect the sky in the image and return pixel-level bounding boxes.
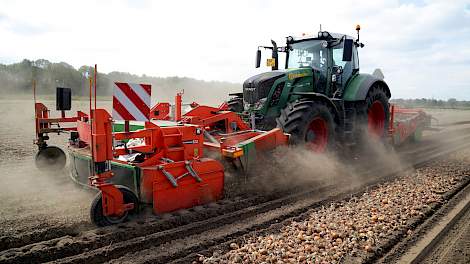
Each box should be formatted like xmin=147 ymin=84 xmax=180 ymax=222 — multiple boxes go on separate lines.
xmin=1 ymin=0 xmax=470 ymax=99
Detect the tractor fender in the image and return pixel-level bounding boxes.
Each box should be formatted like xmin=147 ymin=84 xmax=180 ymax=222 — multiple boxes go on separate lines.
xmin=342 ymin=73 xmax=391 ymax=101
xmin=290 ymin=92 xmax=341 ymax=124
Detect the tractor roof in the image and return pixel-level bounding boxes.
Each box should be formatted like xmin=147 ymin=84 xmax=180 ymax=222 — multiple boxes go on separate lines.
xmin=290 ymin=32 xmax=354 ymax=42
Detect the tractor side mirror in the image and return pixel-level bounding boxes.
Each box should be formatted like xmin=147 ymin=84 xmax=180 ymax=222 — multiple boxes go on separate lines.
xmin=56 ymin=87 xmax=71 ymax=111
xmin=342 ymin=39 xmax=353 ymax=62
xmin=271 ymin=40 xmax=279 ymax=71
xmin=256 ymin=50 xmax=261 ymax=68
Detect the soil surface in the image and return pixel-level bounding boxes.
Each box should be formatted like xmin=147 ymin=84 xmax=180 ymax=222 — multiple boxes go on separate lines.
xmin=0 ymin=99 xmax=469 ymax=263
xmin=0 ymin=100 xmax=100 ymax=239
xmin=418 ymin=193 xmax=470 ymax=264
xmin=194 ymin=150 xmax=470 ymax=264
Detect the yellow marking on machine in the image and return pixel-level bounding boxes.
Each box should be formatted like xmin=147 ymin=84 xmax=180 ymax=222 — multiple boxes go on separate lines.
xmin=266 ymin=58 xmax=276 ymax=67
xmin=288 ymin=72 xmax=308 ymax=80
xmin=221 ymin=148 xmax=244 ymax=158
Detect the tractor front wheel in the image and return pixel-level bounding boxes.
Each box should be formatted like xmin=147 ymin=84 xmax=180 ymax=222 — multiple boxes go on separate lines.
xmin=277 ymin=100 xmax=335 ymax=153
xmin=35 ymin=146 xmax=66 ymax=171
xmin=90 ymin=185 xmax=139 ymax=227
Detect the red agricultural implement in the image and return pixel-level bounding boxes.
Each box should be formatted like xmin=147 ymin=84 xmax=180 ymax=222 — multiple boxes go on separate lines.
xmin=388 ymin=105 xmax=431 ymax=145
xmin=33 ymin=77 xmax=431 ymax=226
xmin=33 ymin=79 xmax=289 ymax=226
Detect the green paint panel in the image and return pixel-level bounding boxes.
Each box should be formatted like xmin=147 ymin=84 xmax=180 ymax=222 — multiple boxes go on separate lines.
xmin=413 ymin=126 xmax=423 ymax=142
xmin=113 ymin=123 xmax=145 ymax=132
xmin=342 ymin=73 xmax=368 ymax=101
xmin=257 ymin=68 xmax=314 ymax=118
xmin=343 ymin=73 xmax=390 ymax=101
xmin=240 ymin=141 xmax=257 ymax=171
xmin=68 ymin=150 xmax=140 ymax=195
xmin=240 ymin=141 xmax=256 ymax=157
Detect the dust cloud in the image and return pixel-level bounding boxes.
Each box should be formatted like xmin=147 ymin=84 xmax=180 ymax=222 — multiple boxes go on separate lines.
xmin=0 ymin=99 xmax=94 ymax=236
xmin=242 ymin=108 xmax=470 ymax=195
xmin=240 ymin=133 xmax=409 ymax=195
xmin=248 ymin=146 xmax=345 ymax=192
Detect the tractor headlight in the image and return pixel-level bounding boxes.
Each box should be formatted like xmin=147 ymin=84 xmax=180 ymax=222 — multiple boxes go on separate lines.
xmin=254 ymin=98 xmax=267 ymax=110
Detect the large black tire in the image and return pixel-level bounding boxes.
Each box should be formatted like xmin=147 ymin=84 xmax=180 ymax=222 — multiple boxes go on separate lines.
xmin=227 ymin=96 xmax=244 ymax=113
xmin=359 ymin=85 xmax=390 ymax=140
xmin=90 ymin=185 xmax=139 ymax=227
xmin=35 ymin=146 xmax=66 ymax=171
xmin=277 ymin=100 xmax=336 ymax=153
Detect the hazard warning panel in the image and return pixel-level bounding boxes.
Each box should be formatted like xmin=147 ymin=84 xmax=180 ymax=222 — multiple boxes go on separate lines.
xmin=112 ymin=82 xmax=151 ymax=121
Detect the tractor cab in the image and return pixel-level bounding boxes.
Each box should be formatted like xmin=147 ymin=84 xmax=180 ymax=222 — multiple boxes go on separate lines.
xmin=254 ymin=31 xmax=360 ymax=98
xmin=231 ymin=27 xmax=365 ymax=131
xmin=285 ymin=32 xmax=359 ymax=95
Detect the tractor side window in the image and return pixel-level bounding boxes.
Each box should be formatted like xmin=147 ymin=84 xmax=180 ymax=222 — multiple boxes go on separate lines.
xmin=332 ymin=42 xmax=353 ymax=82
xmin=332 ymin=47 xmax=347 ymax=68
xmin=353 ymin=47 xmax=359 ymax=70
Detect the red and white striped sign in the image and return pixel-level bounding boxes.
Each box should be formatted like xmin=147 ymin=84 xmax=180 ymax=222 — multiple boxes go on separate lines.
xmin=112 ymin=82 xmax=151 ymax=121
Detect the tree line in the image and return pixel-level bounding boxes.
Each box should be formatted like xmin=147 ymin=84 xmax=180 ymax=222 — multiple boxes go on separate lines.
xmin=391 ymin=98 xmax=470 ymax=109
xmin=0 ymin=59 xmax=240 ymax=104
xmin=2 ymin=59 xmax=469 ymax=108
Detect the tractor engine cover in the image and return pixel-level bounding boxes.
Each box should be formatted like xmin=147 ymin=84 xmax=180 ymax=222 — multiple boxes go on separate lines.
xmin=243 ymin=71 xmax=285 ymax=104
xmin=141 ymin=158 xmax=224 ymax=214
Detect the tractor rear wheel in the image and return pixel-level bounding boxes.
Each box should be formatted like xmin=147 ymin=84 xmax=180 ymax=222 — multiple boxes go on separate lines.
xmin=362 ymin=86 xmax=390 ymax=139
xmin=90 ymin=185 xmax=139 ymax=227
xmin=277 ymin=100 xmax=335 ymax=153
xmin=35 ymin=146 xmax=66 ymax=171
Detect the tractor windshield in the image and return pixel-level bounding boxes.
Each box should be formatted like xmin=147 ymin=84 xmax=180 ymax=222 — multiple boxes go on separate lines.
xmin=287 ymin=40 xmax=328 ymax=70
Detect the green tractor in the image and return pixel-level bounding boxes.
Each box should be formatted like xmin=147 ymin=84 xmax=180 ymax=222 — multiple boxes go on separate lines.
xmin=228 ymin=25 xmax=391 ymax=152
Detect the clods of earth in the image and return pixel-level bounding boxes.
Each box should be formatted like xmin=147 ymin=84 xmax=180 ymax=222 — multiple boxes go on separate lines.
xmin=198 ymin=151 xmax=470 ymax=264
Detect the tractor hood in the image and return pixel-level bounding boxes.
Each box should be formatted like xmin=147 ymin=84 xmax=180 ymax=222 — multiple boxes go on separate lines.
xmin=243 ymin=71 xmax=285 ymax=104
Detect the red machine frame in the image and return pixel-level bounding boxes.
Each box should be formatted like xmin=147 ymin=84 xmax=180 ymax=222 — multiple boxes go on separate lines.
xmin=388 ymin=104 xmax=430 ymax=145
xmin=33 ymin=87 xmax=288 ymax=223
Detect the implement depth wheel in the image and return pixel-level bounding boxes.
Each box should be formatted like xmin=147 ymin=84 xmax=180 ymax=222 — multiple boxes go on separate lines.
xmin=35 ymin=146 xmax=66 ymax=171
xmin=277 ymin=100 xmax=335 ymax=153
xmin=90 ymin=185 xmax=139 ymax=227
